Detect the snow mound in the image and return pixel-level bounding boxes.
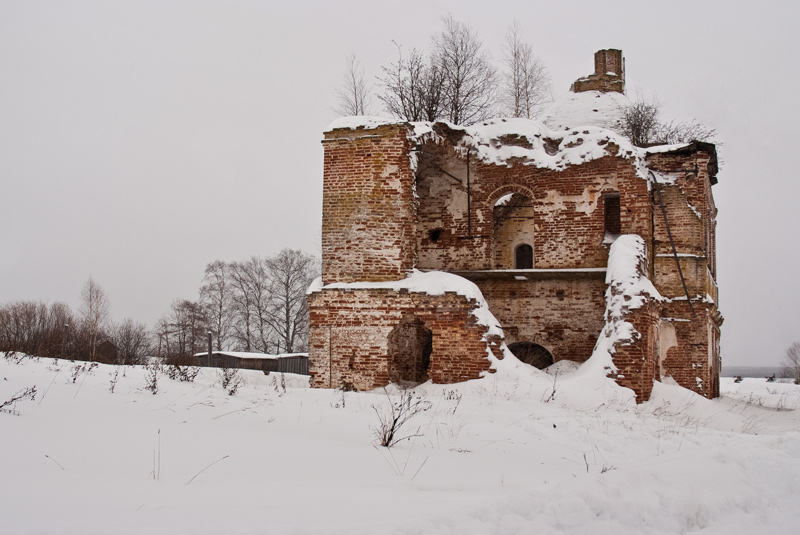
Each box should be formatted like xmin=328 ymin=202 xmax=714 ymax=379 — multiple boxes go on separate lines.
xmin=540 ymin=89 xmax=630 ymax=133
xmin=561 ymin=235 xmax=660 ymax=403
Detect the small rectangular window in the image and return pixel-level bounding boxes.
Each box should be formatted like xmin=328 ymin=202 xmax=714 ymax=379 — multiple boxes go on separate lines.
xmin=604 ymin=193 xmax=621 ymax=235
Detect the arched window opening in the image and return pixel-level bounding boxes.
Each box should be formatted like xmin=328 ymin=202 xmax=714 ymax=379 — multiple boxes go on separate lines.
xmin=387 ymin=316 xmax=433 ymax=385
xmin=507 ymin=342 xmax=554 ymax=370
xmin=515 ymin=244 xmax=533 ymax=269
xmin=493 ymin=191 xmax=535 ymax=269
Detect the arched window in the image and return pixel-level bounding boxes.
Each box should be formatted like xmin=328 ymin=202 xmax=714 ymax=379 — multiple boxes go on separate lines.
xmin=515 ymin=244 xmax=533 ymax=269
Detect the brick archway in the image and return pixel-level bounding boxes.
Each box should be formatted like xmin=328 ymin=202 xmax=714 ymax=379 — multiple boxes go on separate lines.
xmin=507 ymin=342 xmax=554 ymax=369
xmin=489 ymin=185 xmax=536 ymax=270
xmin=486 ymin=184 xmax=535 ymax=208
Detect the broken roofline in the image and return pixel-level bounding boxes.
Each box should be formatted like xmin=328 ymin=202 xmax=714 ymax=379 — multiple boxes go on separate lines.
xmin=324 ymin=116 xmax=718 ymax=185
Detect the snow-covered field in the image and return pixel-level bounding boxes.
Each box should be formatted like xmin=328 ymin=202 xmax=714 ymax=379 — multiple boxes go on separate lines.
xmin=2 ymin=353 xmax=799 ymax=535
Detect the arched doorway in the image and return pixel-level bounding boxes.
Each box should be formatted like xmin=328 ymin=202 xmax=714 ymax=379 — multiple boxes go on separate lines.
xmin=387 ymin=316 xmax=433 ymax=384
xmin=507 ymin=342 xmax=554 ymax=369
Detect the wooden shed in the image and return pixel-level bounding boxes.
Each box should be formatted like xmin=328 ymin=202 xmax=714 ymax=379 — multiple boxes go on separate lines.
xmin=195 ymin=351 xmax=309 ymax=375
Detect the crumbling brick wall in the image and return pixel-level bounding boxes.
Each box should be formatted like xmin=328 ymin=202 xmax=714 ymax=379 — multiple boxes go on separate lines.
xmin=321 ymin=124 xmax=416 ymax=284
xmin=457 ymin=274 xmax=607 ymax=364
xmin=312 ymin=115 xmax=721 ymax=401
xmin=308 ymin=288 xmax=502 ymax=390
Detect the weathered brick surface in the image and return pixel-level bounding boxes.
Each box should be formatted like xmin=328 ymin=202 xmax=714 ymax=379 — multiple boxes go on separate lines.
xmin=312 ymin=97 xmax=721 ymax=401
xmin=659 ymin=301 xmax=722 ymax=398
xmin=416 ymin=145 xmax=651 ymax=271
xmin=308 ymin=288 xmax=502 ymax=390
xmin=458 ymin=273 xmax=607 ymax=364
xmin=321 ymin=124 xmax=416 ymax=284
xmin=572 ymin=49 xmax=626 ymax=94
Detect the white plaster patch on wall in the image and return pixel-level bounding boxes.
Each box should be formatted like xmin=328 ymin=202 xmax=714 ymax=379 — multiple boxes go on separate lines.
xmin=447 ymin=188 xmax=469 ymax=221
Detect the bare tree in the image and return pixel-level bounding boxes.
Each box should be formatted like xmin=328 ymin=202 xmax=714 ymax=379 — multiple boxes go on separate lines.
xmin=781 ymin=342 xmax=800 ymax=384
xmin=619 ymin=94 xmax=717 ymax=147
xmin=154 ymin=300 xmax=207 ymax=365
xmin=79 ymin=277 xmax=110 ymax=361
xmin=378 ymin=44 xmax=445 ymax=122
xmin=618 ymin=97 xmax=661 ymax=147
xmin=264 ymin=249 xmax=319 ymax=354
xmin=200 ymin=260 xmax=235 ymax=351
xmin=333 ymin=53 xmax=371 ymax=117
xmin=433 ymin=15 xmax=497 ymax=125
xmin=109 ymin=318 xmax=150 ymax=365
xmin=229 ymin=257 xmax=272 ymax=353
xmin=500 ymin=22 xmax=550 ymax=118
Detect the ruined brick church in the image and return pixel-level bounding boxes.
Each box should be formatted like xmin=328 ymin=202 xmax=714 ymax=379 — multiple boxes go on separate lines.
xmin=308 ymin=50 xmax=722 ymax=401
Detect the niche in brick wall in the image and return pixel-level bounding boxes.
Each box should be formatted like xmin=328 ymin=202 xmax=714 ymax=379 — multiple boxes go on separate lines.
xmin=494 ymin=192 xmax=535 ymax=269
xmin=604 ymin=192 xmax=621 ymax=235
xmin=507 ymin=342 xmax=554 ymax=369
xmin=387 ymin=316 xmax=433 ymax=385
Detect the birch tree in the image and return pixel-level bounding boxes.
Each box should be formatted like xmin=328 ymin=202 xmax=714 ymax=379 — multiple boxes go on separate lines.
xmin=501 ymin=22 xmax=550 ymax=118
xmin=333 ymin=53 xmax=371 ymax=116
xmin=79 ymin=277 xmax=109 ymax=361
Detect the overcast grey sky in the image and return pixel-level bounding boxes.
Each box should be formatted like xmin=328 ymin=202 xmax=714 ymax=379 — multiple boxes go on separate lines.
xmin=1 ymin=0 xmax=797 ymax=366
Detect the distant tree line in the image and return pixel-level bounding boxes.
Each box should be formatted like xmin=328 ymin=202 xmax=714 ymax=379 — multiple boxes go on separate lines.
xmin=0 ymin=277 xmax=148 ymax=364
xmin=0 ymin=249 xmax=319 ymax=366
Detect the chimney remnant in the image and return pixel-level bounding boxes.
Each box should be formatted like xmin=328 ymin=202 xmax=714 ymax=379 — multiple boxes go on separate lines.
xmin=571 ymin=49 xmax=625 ymax=94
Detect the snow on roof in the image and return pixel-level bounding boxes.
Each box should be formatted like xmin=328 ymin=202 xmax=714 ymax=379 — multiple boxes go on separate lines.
xmin=540 ymin=90 xmax=630 ymax=133
xmin=326 ymin=103 xmax=703 ymax=185
xmin=326 ymin=116 xmax=401 ymax=131
xmin=436 ymin=117 xmax=641 ymax=173
xmin=308 ymin=270 xmax=503 ymax=337
xmin=194 ymin=351 xmax=308 ymax=360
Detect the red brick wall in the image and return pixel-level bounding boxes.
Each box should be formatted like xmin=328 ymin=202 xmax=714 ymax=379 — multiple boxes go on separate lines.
xmin=415 ymin=145 xmax=652 ymax=271
xmin=321 ymin=124 xmax=416 ymax=284
xmin=308 ymin=288 xmax=503 ymax=390
xmin=610 ymin=301 xmax=661 ymax=401
xmin=659 ymin=301 xmax=721 ymax=398
xmin=313 ymin=122 xmax=722 ymax=401
xmin=464 ymin=274 xmax=607 ymax=364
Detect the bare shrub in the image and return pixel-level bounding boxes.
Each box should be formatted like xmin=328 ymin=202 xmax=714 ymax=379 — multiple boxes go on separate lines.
xmin=618 ymin=94 xmax=716 ymax=147
xmin=372 ymin=390 xmax=432 ymax=448
xmin=166 ymin=364 xmax=200 ymax=382
xmin=219 ymin=367 xmax=241 ymax=395
xmin=144 ymin=361 xmax=160 ymax=394
xmin=1 ymin=386 xmax=37 ymax=415
xmin=70 ymin=362 xmax=97 ymax=384
xmin=3 ymin=351 xmax=28 ymax=364
xmin=109 ymin=366 xmax=121 ymax=393
xmin=781 ymin=342 xmax=800 ymax=385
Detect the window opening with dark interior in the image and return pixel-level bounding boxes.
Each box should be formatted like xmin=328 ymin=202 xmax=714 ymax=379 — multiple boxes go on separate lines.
xmin=515 ymin=244 xmax=533 ymax=269
xmin=387 ymin=316 xmax=433 ymax=385
xmin=604 ymin=193 xmax=621 ymax=235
